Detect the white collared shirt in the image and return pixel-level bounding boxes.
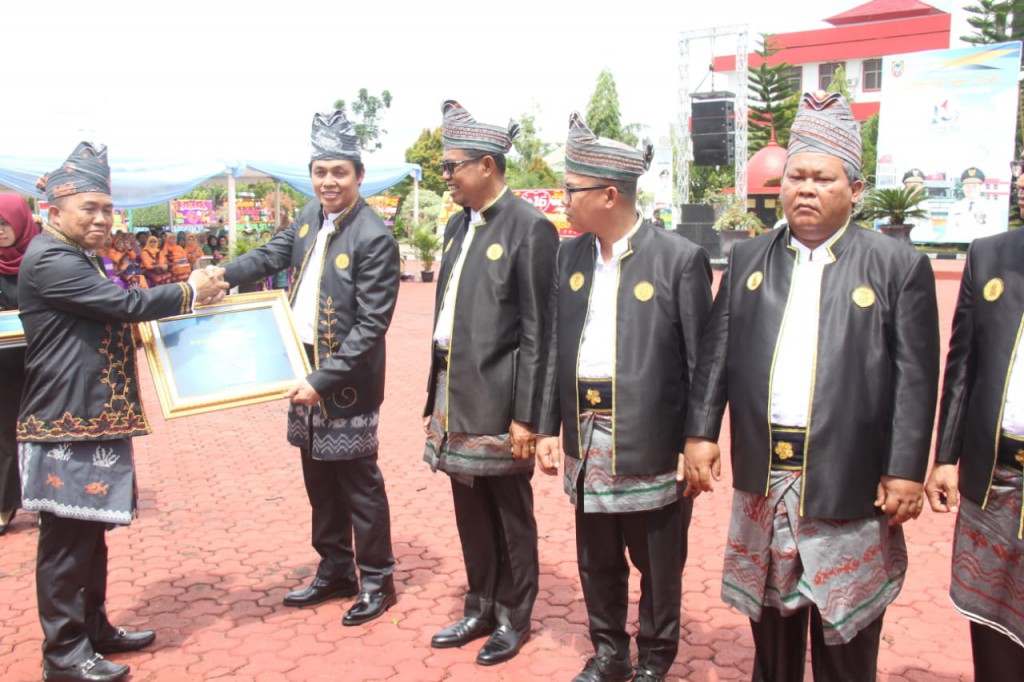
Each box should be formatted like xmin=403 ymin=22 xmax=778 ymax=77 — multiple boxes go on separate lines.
xmin=769 ymin=236 xmax=836 ymax=427
xmin=432 ymin=209 xmax=483 ymax=348
xmin=577 ymin=215 xmax=643 ymax=379
xmin=292 ymin=210 xmax=342 ymax=345
xmin=1001 ymin=331 xmax=1024 ymax=436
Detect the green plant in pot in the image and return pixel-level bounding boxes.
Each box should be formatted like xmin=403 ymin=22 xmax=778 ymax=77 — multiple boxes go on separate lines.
xmin=858 ymin=186 xmax=929 ymax=243
xmin=711 ymin=193 xmax=765 ymax=257
xmin=231 ymin=234 xmax=266 ymax=292
xmin=409 ymin=225 xmax=442 ymax=282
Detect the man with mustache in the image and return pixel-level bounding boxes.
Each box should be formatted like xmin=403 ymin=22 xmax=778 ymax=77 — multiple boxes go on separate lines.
xmin=422 ymin=100 xmax=558 ymax=666
xmin=684 ymin=92 xmax=940 ymax=682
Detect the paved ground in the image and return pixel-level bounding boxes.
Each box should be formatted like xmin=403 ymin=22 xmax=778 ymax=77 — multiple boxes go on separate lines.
xmin=0 ymin=259 xmax=973 ymax=681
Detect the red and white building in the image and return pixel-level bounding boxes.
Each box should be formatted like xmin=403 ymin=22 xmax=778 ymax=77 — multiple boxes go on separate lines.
xmin=712 ymin=0 xmax=952 ymax=122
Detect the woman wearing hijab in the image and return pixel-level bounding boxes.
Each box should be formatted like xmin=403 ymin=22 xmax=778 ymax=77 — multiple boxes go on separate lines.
xmin=183 ymin=233 xmax=204 ymax=269
xmin=216 ymin=235 xmax=230 ymax=264
xmin=0 ymin=194 xmax=40 ymax=534
xmin=203 ymin=233 xmax=217 ymax=256
xmin=140 ymin=234 xmax=170 ymax=287
xmin=161 ymin=232 xmax=190 ymax=283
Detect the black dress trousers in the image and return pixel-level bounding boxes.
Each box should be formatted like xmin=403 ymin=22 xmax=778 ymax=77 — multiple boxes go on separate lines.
xmin=299 ymin=448 xmax=395 ymax=593
xmin=450 ymin=472 xmax=538 ymax=631
xmin=574 ymin=482 xmax=689 ymax=675
xmin=36 ymin=512 xmax=118 ymax=668
xmin=0 ymin=346 xmax=25 ymax=515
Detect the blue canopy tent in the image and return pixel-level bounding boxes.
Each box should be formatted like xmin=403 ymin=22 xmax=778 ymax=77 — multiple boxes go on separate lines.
xmin=0 ymin=152 xmax=422 ymax=247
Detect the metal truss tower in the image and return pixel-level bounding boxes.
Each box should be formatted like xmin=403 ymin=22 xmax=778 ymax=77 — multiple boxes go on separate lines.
xmin=677 ymin=25 xmax=749 ymax=205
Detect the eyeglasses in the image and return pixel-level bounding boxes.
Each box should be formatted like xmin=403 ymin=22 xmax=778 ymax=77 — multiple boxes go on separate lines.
xmin=561 ymin=184 xmax=613 ymax=203
xmin=440 ymin=158 xmax=482 ymax=176
xmin=1011 ymin=161 xmax=1024 ymax=179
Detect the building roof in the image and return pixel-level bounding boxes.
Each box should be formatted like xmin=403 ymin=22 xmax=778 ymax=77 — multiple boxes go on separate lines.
xmin=714 ymin=13 xmax=949 ymax=72
xmin=825 ymin=0 xmax=945 ymax=26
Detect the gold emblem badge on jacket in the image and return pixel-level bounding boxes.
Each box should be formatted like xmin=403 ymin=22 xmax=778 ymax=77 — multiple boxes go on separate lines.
xmin=569 ymin=272 xmax=585 ymax=292
xmin=983 ymin=277 xmax=1004 ymax=302
xmin=335 ymin=253 xmax=350 ymax=270
xmin=852 ymin=286 xmax=876 ymax=308
xmin=486 ymin=243 xmax=503 ymax=260
xmin=299 ymin=223 xmax=309 ymax=238
xmin=747 ymin=271 xmax=763 ymax=291
xmin=634 ymin=281 xmax=654 ymax=302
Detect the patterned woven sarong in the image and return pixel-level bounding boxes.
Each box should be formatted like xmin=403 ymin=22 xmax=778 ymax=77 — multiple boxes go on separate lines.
xmin=19 ymin=439 xmax=136 ymax=525
xmin=287 ymin=404 xmax=378 ymax=461
xmin=563 ymin=412 xmax=680 ymax=513
xmin=423 ymin=369 xmax=532 ymax=485
xmin=950 ymin=464 xmax=1024 ymax=648
xmin=722 ymin=469 xmax=908 ymax=645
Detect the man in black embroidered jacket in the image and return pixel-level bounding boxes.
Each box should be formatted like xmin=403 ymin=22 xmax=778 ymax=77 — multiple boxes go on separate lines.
xmin=222 ymin=111 xmax=400 ymax=627
xmin=17 ymin=142 xmax=226 ymax=682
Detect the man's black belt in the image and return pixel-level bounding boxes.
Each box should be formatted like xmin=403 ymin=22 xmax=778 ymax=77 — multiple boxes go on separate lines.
xmin=433 ymin=345 xmax=449 ymax=371
xmin=578 ymin=379 xmax=612 ymax=414
xmin=771 ymin=426 xmax=806 ymax=470
xmin=998 ymin=432 xmax=1024 ymax=473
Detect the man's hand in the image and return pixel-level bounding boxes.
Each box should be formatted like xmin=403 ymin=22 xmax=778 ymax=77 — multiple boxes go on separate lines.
xmin=422 ymin=415 xmax=432 ymax=434
xmin=286 ymin=379 xmax=322 ymax=405
xmin=510 ymin=419 xmax=535 ymax=460
xmin=188 ymin=267 xmax=229 ymax=305
xmin=875 ymin=475 xmax=924 ymax=525
xmin=924 ymin=464 xmax=960 ymax=513
xmin=536 ymin=436 xmax=561 ymax=475
xmin=681 ymin=437 xmax=721 ymax=498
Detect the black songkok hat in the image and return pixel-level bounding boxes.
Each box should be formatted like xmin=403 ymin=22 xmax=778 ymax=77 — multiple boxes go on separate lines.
xmin=310 ymin=110 xmax=361 ymax=162
xmin=45 ymin=142 xmax=111 ymax=203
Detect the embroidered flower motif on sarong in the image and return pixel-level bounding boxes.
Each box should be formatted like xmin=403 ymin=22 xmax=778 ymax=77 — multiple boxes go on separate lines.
xmin=46 ymin=474 xmax=64 ymax=488
xmin=84 ymin=481 xmax=110 ymax=495
xmin=775 ymin=441 xmax=794 ymax=460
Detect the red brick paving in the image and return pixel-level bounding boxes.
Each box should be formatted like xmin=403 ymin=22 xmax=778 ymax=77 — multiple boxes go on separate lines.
xmin=0 ymin=259 xmax=973 ymax=681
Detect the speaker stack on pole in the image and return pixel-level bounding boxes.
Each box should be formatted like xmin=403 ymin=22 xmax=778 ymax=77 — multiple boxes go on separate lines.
xmin=691 ymin=91 xmax=735 ymax=167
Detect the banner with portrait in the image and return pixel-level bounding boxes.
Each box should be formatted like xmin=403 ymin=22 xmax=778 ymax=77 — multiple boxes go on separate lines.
xmin=875 ymin=42 xmax=1021 ymax=244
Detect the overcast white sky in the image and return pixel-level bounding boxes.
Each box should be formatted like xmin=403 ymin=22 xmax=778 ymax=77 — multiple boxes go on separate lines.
xmin=3 ymin=0 xmax=964 ymax=166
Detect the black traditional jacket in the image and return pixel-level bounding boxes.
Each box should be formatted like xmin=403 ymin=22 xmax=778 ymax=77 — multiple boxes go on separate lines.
xmin=536 ymin=222 xmax=713 ymax=475
xmin=17 ymin=229 xmax=192 ymax=443
xmin=423 ymin=188 xmax=559 ymax=435
xmin=685 ymin=224 xmax=940 ymax=519
xmin=935 ymin=228 xmax=1024 ymax=511
xmin=224 ymin=198 xmax=399 ymax=419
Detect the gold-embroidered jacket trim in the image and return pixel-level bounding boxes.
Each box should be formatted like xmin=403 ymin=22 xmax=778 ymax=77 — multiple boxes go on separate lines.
xmin=16 ymin=408 xmax=150 ymax=441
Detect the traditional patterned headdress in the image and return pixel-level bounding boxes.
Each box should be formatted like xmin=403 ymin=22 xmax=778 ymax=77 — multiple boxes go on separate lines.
xmin=45 ymin=142 xmax=111 ymax=203
xmin=787 ymin=91 xmax=862 ymax=169
xmin=441 ymin=100 xmax=519 ymax=154
xmin=564 ymin=112 xmax=653 ymax=181
xmin=310 ymin=110 xmax=361 ymax=162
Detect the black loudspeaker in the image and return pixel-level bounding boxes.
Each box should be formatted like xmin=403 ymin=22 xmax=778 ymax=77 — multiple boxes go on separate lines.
xmin=675 ymin=204 xmax=720 ymax=258
xmin=692 ymin=97 xmax=735 ymax=166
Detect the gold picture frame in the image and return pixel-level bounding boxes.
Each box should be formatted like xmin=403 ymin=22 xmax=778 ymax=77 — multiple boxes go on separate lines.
xmin=0 ymin=310 xmax=25 ymax=349
xmin=139 ymin=290 xmax=310 ymax=419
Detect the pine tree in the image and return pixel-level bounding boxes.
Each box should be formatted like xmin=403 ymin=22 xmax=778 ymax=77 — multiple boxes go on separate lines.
xmin=747 ymin=34 xmax=799 ymax=154
xmin=585 ymin=70 xmax=639 ymax=146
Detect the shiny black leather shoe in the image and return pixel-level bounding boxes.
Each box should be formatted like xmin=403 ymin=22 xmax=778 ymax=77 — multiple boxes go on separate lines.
xmin=475 ymin=624 xmax=530 ymax=666
xmin=430 ymin=616 xmax=495 ymax=649
xmin=631 ymin=667 xmax=664 ymax=682
xmin=93 ymin=627 xmax=156 ymax=654
xmin=43 ymin=654 xmax=129 ymax=682
xmin=341 ymin=587 xmax=397 ymax=626
xmin=283 ymin=577 xmax=358 ymax=607
xmin=572 ymin=655 xmax=634 ymax=682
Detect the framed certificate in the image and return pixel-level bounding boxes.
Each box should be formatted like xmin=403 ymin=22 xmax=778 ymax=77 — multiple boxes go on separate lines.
xmin=0 ymin=310 xmax=25 ymax=349
xmin=139 ymin=290 xmax=311 ymax=419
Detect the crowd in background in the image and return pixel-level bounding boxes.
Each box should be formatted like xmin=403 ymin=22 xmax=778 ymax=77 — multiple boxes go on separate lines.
xmin=97 ymin=226 xmax=289 ymax=291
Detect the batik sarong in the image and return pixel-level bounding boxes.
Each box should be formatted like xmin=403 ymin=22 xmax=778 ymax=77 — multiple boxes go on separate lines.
xmin=287 ymin=403 xmax=378 ymax=461
xmin=722 ymin=469 xmax=908 ymax=645
xmin=950 ymin=464 xmax=1024 ymax=648
xmin=423 ymin=368 xmax=532 ymax=485
xmin=19 ymin=439 xmax=136 ymax=525
xmin=563 ymin=412 xmax=679 ymax=513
